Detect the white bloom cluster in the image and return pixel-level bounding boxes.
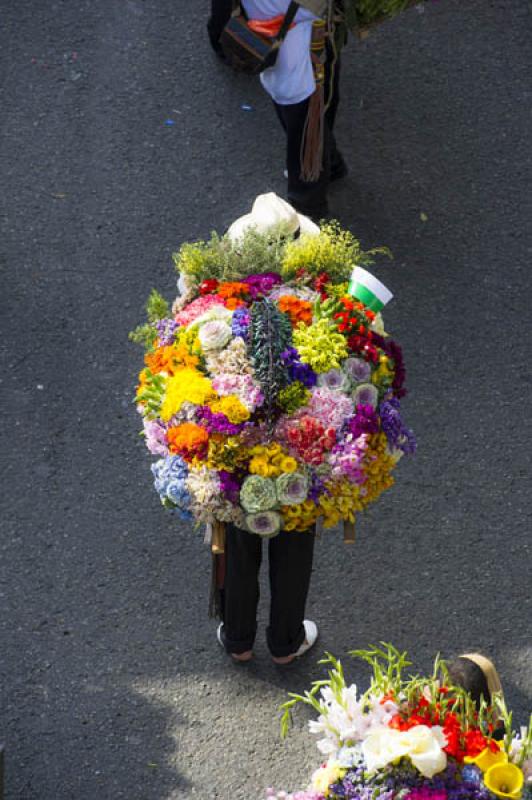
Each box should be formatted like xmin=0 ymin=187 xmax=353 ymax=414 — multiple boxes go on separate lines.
xmin=308 ymin=685 xmax=398 ymax=756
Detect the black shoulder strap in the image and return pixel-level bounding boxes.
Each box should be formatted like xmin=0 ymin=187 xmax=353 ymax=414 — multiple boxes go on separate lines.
xmin=277 ymin=2 xmax=300 ymax=42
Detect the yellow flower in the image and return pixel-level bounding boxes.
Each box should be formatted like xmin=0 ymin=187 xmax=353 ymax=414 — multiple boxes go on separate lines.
xmin=312 ymin=761 xmax=345 ymax=796
xmin=210 ymin=395 xmax=250 ymax=424
xmin=248 ymin=456 xmax=270 ymax=476
xmin=465 ymin=746 xmax=507 ymax=772
xmin=280 ymin=456 xmax=297 ymax=473
xmin=160 ymin=368 xmax=215 ymax=421
xmin=484 ymin=764 xmax=524 ymax=799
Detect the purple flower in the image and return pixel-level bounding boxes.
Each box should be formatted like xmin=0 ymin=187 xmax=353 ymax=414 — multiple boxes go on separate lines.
xmin=345 ymin=404 xmax=380 ymax=439
xmin=218 ymin=470 xmax=240 ymax=503
xmin=231 ymin=306 xmax=251 ymax=340
xmin=155 ymin=317 xmax=179 ymax=346
xmin=196 ymin=406 xmax=244 ymax=435
xmin=379 ymin=397 xmax=416 ymax=455
xmin=281 ymin=347 xmax=317 ymax=388
xmin=243 ymin=272 xmax=282 ymax=298
xmin=307 ymin=469 xmax=329 ymax=502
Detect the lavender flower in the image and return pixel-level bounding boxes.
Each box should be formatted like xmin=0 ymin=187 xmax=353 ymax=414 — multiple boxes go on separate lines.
xmin=231 ymin=306 xmax=251 ymax=340
xmin=155 ymin=317 xmax=180 ymax=346
xmin=379 ymin=397 xmax=417 ymax=455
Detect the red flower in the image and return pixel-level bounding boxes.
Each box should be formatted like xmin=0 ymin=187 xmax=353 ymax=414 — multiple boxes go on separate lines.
xmin=199 ymin=279 xmax=219 ymax=295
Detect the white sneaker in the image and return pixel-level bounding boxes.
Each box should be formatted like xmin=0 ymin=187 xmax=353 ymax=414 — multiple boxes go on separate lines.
xmin=217 ymin=622 xmax=253 ymax=661
xmin=283 ymin=169 xmax=288 ymax=179
xmin=293 ymin=620 xmax=318 ymax=658
xmin=216 ymin=622 xmax=224 ymax=648
xmin=272 ymin=620 xmax=318 ymax=664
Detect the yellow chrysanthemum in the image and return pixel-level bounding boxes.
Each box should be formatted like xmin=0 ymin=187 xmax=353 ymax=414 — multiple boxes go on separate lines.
xmin=160 ymin=368 xmax=215 ymax=421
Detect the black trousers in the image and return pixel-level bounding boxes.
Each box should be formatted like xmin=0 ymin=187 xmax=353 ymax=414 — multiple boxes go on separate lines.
xmin=274 ymin=47 xmax=342 ymax=216
xmin=220 ymin=524 xmax=315 ymax=658
xmin=207 ymin=0 xmax=233 ymax=53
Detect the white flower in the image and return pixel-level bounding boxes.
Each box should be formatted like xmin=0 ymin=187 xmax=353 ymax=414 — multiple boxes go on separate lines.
xmin=198 ymin=320 xmax=232 ymax=351
xmin=403 ymin=725 xmax=447 ymax=778
xmin=371 ymin=312 xmax=385 ymax=335
xmin=362 ymin=727 xmax=410 ymax=773
xmin=191 ymin=306 xmax=233 ymax=328
xmin=362 ymin=725 xmax=447 ymax=779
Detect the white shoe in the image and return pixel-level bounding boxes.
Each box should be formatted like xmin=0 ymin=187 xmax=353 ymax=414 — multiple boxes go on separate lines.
xmin=272 ymin=620 xmax=318 ymax=664
xmin=216 ymin=622 xmax=224 ymax=648
xmin=293 ymin=620 xmax=318 ymax=658
xmin=283 ymin=168 xmax=288 ymax=179
xmin=217 ymin=622 xmax=253 ymax=662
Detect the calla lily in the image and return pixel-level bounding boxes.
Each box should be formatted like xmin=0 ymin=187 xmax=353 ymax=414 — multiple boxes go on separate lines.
xmin=484 ymin=763 xmax=524 ymax=799
xmin=465 ymin=745 xmax=508 ymax=772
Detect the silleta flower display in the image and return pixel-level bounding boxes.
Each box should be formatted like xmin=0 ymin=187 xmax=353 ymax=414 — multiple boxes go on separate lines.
xmin=131 ymin=214 xmax=415 ymax=542
xmin=268 ymin=645 xmax=532 ymax=800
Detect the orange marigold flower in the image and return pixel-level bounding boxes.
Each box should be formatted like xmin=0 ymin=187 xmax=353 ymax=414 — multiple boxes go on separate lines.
xmin=145 ymin=345 xmax=199 ymax=375
xmin=224 ymin=297 xmax=247 ymax=310
xmin=167 ymin=423 xmax=209 ymax=461
xmin=277 ymin=295 xmax=313 ymax=326
xmin=216 ymin=281 xmax=250 ymax=299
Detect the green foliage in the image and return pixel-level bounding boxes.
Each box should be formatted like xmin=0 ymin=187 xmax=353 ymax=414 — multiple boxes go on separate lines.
xmin=146 ymin=289 xmax=170 ymax=322
xmin=173 ymin=225 xmax=293 ymax=285
xmin=249 ymin=300 xmax=293 ymax=427
xmin=134 ymin=369 xmax=166 ymax=419
xmin=129 ymin=289 xmax=170 ymax=352
xmin=281 ymin=222 xmax=391 ymax=284
xmin=343 ymin=0 xmax=421 ymax=28
xmin=128 ymin=323 xmax=158 ymax=351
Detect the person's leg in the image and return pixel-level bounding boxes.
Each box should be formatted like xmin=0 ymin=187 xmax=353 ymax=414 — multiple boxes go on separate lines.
xmin=274 ymin=99 xmax=329 ymax=218
xmin=266 ymin=527 xmax=316 ymax=659
xmin=220 ymin=524 xmax=262 ymax=658
xmin=207 ymin=0 xmax=234 ymax=57
xmin=324 ymin=48 xmax=347 ymax=181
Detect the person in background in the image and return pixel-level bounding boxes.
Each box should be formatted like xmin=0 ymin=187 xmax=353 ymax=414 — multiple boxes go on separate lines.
xmin=207 ymin=0 xmax=234 ymax=59
xmin=207 ymin=0 xmax=348 ymax=220
xmin=447 ymin=652 xmax=505 ymax=738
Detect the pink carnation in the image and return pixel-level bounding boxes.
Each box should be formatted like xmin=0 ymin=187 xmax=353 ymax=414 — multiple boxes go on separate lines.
xmin=174 ymin=295 xmax=226 ymax=326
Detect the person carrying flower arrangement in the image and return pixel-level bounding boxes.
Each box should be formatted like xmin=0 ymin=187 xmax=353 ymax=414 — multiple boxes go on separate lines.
xmin=132 ymin=193 xmax=414 ymax=665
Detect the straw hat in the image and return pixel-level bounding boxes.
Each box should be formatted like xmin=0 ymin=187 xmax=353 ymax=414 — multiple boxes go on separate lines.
xmin=227 ymin=192 xmax=320 ymax=241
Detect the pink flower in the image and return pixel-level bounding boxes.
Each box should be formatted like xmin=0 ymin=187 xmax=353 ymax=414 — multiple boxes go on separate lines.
xmin=174 ymin=295 xmax=226 ymax=327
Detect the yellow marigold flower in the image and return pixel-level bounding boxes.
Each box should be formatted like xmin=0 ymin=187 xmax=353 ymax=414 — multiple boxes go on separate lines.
xmin=160 ymin=368 xmax=215 ymax=421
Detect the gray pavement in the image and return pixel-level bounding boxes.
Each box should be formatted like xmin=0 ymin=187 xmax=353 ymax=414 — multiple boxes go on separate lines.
xmin=1 ymin=1 xmax=531 ymax=798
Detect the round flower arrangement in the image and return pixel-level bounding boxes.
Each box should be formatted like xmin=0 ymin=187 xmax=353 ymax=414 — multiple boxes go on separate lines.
xmin=131 ymin=203 xmax=415 ymax=541
xmin=269 ymin=645 xmax=532 ymax=800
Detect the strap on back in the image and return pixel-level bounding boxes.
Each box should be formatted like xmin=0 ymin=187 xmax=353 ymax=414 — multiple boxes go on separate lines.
xmin=277 ymin=2 xmax=300 ymax=42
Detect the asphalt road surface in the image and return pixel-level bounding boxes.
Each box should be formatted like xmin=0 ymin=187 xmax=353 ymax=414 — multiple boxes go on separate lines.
xmin=1 ymin=1 xmax=531 ymax=798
